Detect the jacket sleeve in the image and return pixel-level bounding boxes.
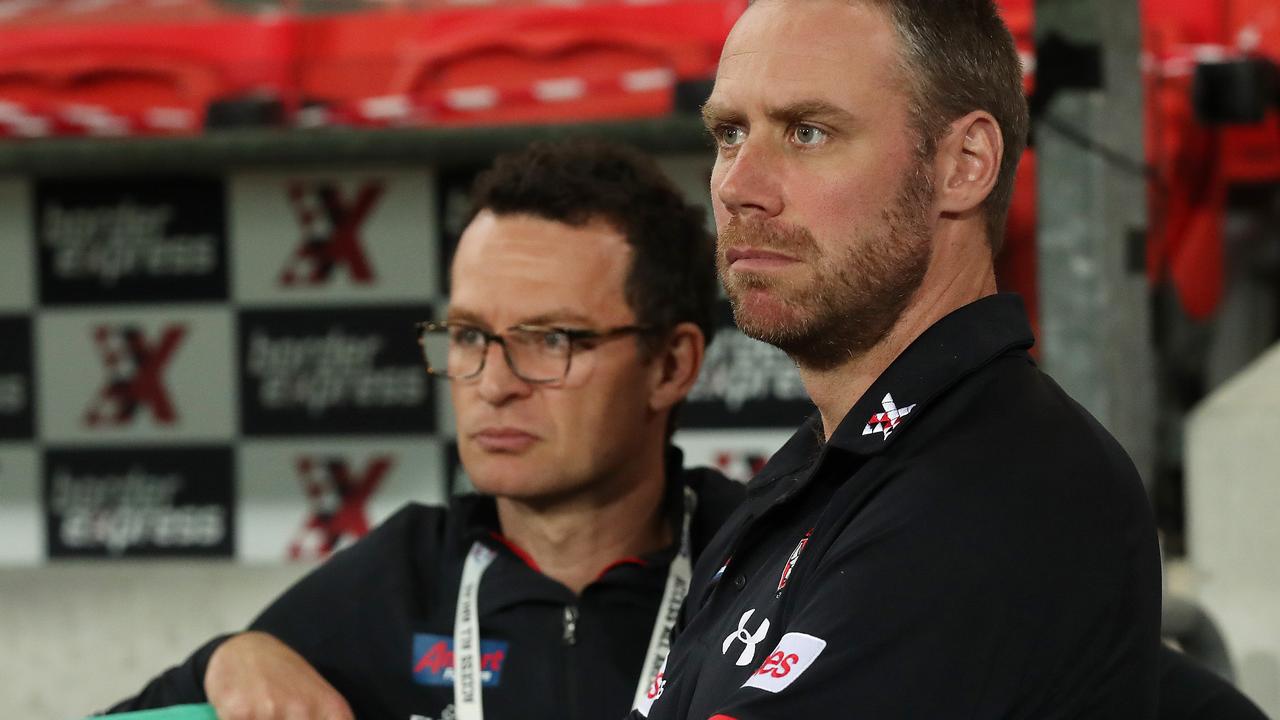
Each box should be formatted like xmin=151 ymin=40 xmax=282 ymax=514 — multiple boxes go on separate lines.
xmin=100 ymin=634 xmax=231 ymax=714
xmin=101 ymin=505 xmax=428 ymax=715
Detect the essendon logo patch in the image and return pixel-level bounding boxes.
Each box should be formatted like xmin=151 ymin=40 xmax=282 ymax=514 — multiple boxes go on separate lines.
xmin=84 ymin=324 xmax=186 ymax=427
xmin=412 ymin=634 xmax=508 ymax=688
xmin=280 ymin=182 xmax=384 ymax=286
xmin=288 ymin=455 xmax=390 ymax=560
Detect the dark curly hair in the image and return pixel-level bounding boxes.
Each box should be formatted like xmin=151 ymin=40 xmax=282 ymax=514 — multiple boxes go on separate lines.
xmin=468 ymin=138 xmax=718 ymax=352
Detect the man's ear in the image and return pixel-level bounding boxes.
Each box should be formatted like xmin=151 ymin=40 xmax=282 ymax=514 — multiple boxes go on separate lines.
xmin=648 ymin=322 xmax=706 ymax=415
xmin=934 ymin=110 xmax=1003 ymax=216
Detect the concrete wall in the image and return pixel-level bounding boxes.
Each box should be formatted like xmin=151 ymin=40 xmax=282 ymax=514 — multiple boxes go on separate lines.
xmin=0 ymin=562 xmax=311 ymax=719
xmin=1187 ymin=341 xmax=1280 ymax=717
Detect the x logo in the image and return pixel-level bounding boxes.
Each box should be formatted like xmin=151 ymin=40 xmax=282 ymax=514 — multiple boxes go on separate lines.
xmin=288 ymin=455 xmax=391 ymax=560
xmin=280 ymin=182 xmax=384 ymax=286
xmin=84 ymin=325 xmax=186 ymax=426
xmin=861 ymin=393 xmax=916 ymax=439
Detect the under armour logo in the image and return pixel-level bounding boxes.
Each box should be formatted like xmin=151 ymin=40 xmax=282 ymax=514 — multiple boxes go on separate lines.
xmin=288 ymin=455 xmax=391 ymax=560
xmin=861 ymin=392 xmax=916 ymax=439
xmin=722 ymin=609 xmax=770 ymax=666
xmin=84 ymin=325 xmax=186 ymax=427
xmin=280 ymin=181 xmax=384 ymax=286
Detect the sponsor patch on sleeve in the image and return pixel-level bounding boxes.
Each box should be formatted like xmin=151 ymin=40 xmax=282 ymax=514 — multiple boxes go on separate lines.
xmin=741 ymin=632 xmax=826 ymax=694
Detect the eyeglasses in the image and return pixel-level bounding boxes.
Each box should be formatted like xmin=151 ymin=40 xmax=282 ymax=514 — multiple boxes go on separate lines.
xmin=415 ymin=321 xmax=657 ymax=384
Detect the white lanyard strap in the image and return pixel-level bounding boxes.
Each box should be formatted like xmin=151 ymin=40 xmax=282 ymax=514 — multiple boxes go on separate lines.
xmin=454 ymin=541 xmax=497 ymax=720
xmin=453 ymin=485 xmax=698 ymax=720
xmin=631 ymin=485 xmax=696 ymax=712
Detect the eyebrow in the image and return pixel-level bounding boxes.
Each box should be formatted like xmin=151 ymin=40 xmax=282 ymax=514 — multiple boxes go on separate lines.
xmin=701 ymin=101 xmax=743 ymax=130
xmin=767 ymin=99 xmax=859 ymax=128
xmin=444 ymin=306 xmax=597 ymax=328
xmin=701 ymin=99 xmax=859 ymax=130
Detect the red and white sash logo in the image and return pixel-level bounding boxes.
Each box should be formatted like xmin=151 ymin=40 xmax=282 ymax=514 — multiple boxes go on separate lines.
xmin=742 ymin=632 xmax=827 ymax=694
xmin=288 ymin=455 xmax=391 ymax=560
xmin=280 ymin=182 xmax=384 ymax=286
xmin=84 ymin=324 xmax=186 ymax=427
xmin=776 ymin=528 xmax=813 ymax=592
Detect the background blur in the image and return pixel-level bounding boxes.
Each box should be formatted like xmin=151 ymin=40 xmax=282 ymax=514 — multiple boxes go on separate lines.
xmin=0 ymin=0 xmax=1277 ymax=716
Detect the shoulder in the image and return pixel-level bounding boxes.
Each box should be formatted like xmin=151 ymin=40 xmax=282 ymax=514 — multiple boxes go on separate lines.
xmin=252 ymin=502 xmax=457 ymax=629
xmin=838 ymin=355 xmax=1158 ymax=585
xmin=899 ymin=354 xmax=1150 ymax=528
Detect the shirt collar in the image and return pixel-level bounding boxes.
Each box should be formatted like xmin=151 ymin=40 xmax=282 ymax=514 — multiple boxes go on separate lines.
xmin=752 ymin=293 xmax=1034 ymax=484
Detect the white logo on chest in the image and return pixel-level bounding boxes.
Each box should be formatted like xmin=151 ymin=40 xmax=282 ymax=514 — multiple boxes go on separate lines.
xmin=722 ymin=608 xmax=771 ymax=666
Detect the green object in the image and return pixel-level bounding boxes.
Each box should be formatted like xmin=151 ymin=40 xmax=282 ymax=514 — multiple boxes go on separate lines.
xmin=99 ymin=704 xmax=217 ymax=720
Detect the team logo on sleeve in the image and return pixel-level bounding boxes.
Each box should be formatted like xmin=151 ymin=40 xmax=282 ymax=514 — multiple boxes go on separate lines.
xmin=412 ymin=634 xmax=508 ymax=687
xmin=861 ymin=393 xmax=916 ymax=439
xmin=742 ymin=632 xmax=827 ymax=693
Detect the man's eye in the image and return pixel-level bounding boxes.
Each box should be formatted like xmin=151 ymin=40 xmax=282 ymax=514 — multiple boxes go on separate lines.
xmin=540 ymin=331 xmax=571 ymax=352
xmin=452 ymin=327 xmax=485 ymax=347
xmin=715 ymin=124 xmax=747 ymax=148
xmin=792 ymin=125 xmax=828 ymax=146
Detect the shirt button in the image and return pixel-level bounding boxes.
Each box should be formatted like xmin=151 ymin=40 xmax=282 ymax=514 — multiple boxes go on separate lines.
xmin=733 ymin=575 xmax=746 ymax=590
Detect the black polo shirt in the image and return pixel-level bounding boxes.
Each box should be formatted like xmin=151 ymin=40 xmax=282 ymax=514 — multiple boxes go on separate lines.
xmin=633 ymin=294 xmax=1162 ymax=720
xmin=106 ymin=451 xmax=744 ymax=720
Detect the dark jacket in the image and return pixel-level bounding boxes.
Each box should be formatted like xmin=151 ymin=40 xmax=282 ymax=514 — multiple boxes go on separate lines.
xmin=633 ymin=295 xmax=1163 ymax=720
xmin=109 ymin=457 xmax=744 ymax=720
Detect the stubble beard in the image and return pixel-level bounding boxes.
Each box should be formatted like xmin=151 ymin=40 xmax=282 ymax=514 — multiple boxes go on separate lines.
xmin=717 ymin=163 xmax=936 ymax=371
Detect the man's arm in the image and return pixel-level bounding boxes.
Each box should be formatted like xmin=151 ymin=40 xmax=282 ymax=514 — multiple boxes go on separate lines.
xmin=104 ymin=635 xmax=230 ymax=714
xmin=104 ymin=526 xmax=399 ymax=716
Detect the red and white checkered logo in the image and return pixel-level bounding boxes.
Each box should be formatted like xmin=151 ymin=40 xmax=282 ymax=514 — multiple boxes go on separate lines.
xmin=84 ymin=324 xmax=186 ymax=427
xmin=280 ymin=182 xmax=384 ymax=286
xmin=288 ymin=455 xmax=391 ymax=560
xmin=861 ymin=393 xmax=915 ymax=439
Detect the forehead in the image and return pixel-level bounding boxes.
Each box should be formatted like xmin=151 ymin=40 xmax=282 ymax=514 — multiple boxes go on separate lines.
xmin=449 ymin=210 xmax=634 ymax=324
xmin=710 ymin=0 xmax=904 ymax=114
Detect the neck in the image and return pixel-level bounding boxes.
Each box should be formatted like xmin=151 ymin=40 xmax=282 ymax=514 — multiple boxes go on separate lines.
xmin=494 ymin=439 xmax=672 ymax=595
xmin=800 ymin=231 xmax=997 ymax=439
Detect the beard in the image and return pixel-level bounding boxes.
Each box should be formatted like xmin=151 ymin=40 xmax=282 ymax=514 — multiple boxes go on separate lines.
xmin=717 ymin=163 xmax=935 ymax=371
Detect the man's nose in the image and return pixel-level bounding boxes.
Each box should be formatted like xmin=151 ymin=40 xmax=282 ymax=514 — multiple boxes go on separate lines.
xmin=714 ymin=140 xmax=785 ymax=221
xmin=475 ymin=342 xmax=532 ymax=405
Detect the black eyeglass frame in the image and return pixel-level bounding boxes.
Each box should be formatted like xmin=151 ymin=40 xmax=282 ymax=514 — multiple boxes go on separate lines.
xmin=415 ymin=320 xmax=660 ymax=384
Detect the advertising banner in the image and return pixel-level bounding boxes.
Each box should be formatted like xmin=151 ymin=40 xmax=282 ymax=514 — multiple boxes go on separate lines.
xmin=231 ymin=170 xmax=438 ymax=305
xmin=684 ymin=302 xmax=814 ymax=429
xmin=37 ymin=307 xmax=236 ymax=443
xmin=237 ymin=438 xmax=445 ymax=562
xmin=239 ymin=305 xmax=434 ymax=436
xmin=35 ymin=177 xmax=228 ymax=304
xmin=44 ymin=446 xmax=235 ymax=559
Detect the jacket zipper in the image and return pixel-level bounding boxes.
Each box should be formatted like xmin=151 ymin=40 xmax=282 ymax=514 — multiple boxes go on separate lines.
xmin=563 ymin=604 xmax=580 ymax=720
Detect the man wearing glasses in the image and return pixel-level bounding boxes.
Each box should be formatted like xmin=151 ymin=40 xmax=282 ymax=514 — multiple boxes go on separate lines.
xmin=107 ymin=140 xmax=743 ymax=720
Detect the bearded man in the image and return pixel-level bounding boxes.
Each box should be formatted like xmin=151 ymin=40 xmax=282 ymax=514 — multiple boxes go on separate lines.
xmin=629 ymin=0 xmax=1162 ymax=718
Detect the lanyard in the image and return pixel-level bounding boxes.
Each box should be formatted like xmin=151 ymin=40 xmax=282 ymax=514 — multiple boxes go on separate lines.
xmin=453 ymin=486 xmax=698 ymax=720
